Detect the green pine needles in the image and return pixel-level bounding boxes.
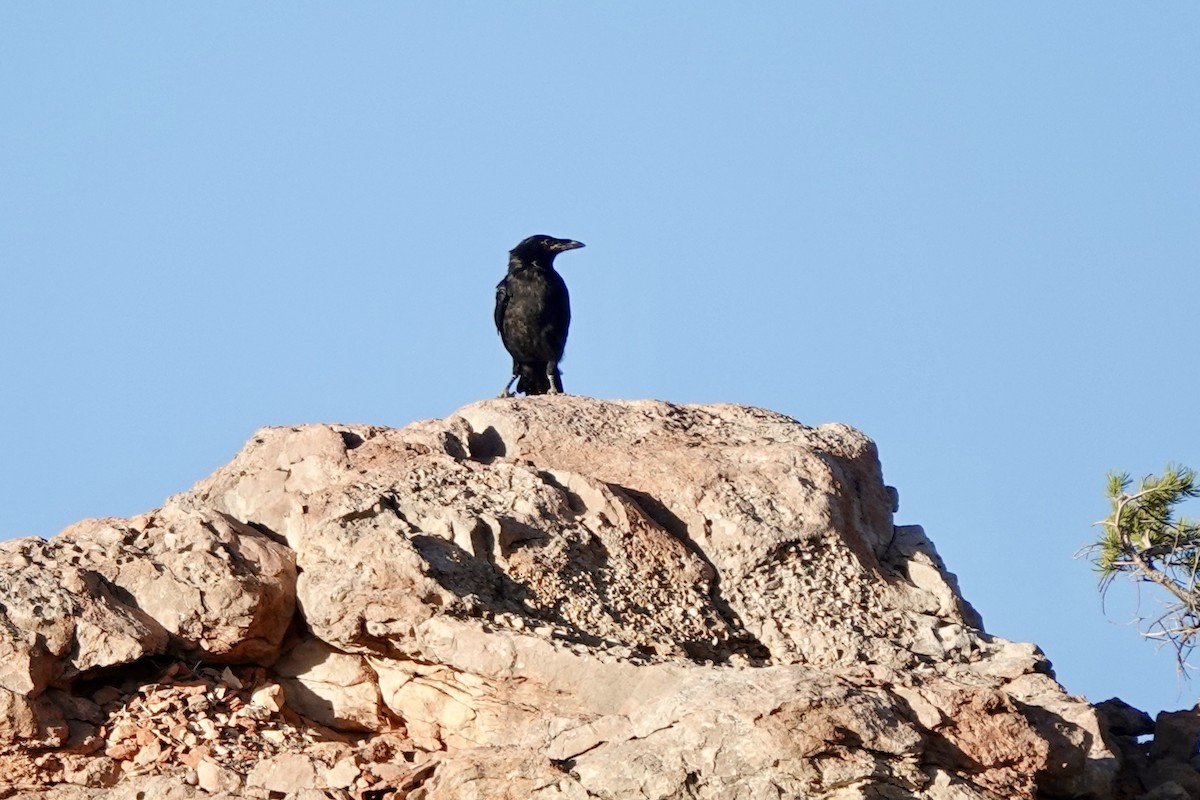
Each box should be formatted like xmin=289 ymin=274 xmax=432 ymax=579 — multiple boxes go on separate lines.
xmin=1088 ymin=465 xmax=1200 ymax=669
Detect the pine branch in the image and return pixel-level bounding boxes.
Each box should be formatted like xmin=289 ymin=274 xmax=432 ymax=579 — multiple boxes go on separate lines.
xmin=1087 ymin=465 xmax=1200 ymax=673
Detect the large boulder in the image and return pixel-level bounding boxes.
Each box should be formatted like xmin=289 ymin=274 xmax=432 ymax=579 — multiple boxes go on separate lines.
xmin=0 ymin=398 xmax=1139 ymax=798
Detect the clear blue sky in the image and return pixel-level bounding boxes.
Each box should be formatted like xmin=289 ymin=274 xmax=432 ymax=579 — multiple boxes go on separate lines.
xmin=2 ymin=4 xmax=1197 ymax=719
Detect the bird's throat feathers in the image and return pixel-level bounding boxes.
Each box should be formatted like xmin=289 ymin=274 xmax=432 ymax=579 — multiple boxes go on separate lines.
xmin=508 ymin=252 xmax=555 ymax=273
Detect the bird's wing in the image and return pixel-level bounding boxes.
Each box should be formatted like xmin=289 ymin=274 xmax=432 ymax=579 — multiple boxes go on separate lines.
xmin=493 ymin=277 xmax=510 ymax=335
xmin=544 ymin=272 xmax=571 ymax=351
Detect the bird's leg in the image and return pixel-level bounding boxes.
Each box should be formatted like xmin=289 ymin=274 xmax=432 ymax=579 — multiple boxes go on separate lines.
xmin=497 ymin=360 xmax=523 ymax=398
xmin=546 ymin=361 xmax=562 ymax=395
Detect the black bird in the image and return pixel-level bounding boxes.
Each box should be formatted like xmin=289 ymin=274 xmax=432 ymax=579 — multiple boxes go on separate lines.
xmin=494 ymin=235 xmax=585 ymax=396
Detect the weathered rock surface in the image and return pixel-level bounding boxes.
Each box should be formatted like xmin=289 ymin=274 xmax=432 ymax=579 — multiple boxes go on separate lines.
xmin=0 ymin=397 xmax=1191 ymax=798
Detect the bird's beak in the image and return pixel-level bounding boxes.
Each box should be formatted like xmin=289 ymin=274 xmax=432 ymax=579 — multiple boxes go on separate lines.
xmin=553 ymin=240 xmax=585 ymax=252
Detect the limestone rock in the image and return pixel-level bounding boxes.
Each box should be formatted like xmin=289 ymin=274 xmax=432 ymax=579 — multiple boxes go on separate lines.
xmin=0 ymin=397 xmax=1184 ymax=798
xmin=246 ymin=753 xmax=318 ymax=793
xmin=196 ymin=758 xmax=243 ymax=794
xmin=57 ymin=509 xmax=296 ymax=664
xmin=275 ymin=638 xmax=387 ymax=731
xmin=0 ymin=504 xmax=294 ymax=717
xmin=0 ymin=537 xmax=168 ymax=693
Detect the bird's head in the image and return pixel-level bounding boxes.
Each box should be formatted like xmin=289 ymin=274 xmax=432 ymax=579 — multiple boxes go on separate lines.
xmin=510 ymin=235 xmax=585 ymax=266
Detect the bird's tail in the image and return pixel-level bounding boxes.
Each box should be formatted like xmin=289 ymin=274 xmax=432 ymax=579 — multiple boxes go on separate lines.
xmin=516 ymin=364 xmax=562 ymax=395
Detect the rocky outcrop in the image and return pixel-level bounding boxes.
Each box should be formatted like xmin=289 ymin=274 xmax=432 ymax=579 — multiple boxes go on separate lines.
xmin=0 ymin=397 xmax=1187 ymax=798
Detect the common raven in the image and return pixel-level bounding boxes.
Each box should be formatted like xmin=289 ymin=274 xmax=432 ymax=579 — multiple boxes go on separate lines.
xmin=494 ymin=235 xmax=585 ymax=396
